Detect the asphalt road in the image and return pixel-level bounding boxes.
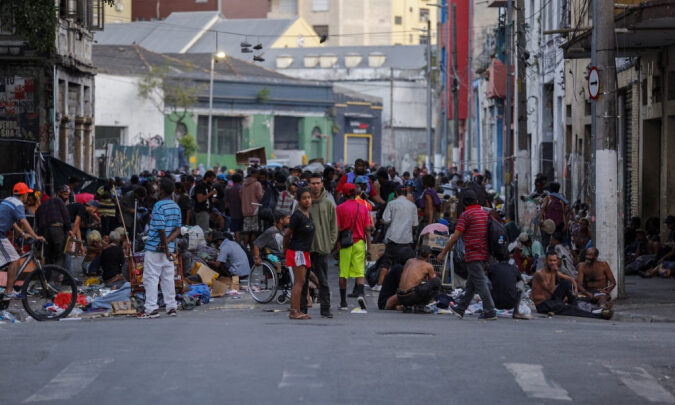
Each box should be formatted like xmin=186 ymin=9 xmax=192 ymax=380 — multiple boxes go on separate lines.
xmin=2 ymin=271 xmax=675 ymax=405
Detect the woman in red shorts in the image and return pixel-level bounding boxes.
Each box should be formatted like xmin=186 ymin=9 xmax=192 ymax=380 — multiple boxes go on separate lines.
xmin=283 ymin=188 xmax=315 ymax=320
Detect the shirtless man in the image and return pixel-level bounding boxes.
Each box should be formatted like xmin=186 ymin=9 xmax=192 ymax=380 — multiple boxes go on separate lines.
xmin=576 ymin=247 xmax=616 ymax=309
xmin=532 ymin=251 xmax=612 ymax=320
xmin=385 ymin=246 xmax=440 ymax=310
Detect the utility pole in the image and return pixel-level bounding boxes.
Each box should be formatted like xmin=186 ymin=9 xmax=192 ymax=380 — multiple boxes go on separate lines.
xmin=466 ymin=0 xmax=474 ymax=173
xmin=592 ymin=0 xmax=620 ymax=298
xmin=425 ymin=19 xmax=433 ymax=172
xmin=504 ymin=0 xmax=514 ymax=218
xmin=515 ymin=0 xmax=528 ymax=224
xmin=451 ymin=4 xmax=460 ymax=170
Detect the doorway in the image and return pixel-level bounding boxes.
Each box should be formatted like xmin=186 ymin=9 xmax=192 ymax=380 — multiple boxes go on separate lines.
xmin=641 ymin=119 xmax=661 ymax=220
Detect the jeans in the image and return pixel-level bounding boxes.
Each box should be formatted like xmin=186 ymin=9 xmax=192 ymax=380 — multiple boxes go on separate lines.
xmin=301 ymin=253 xmax=331 ymax=313
xmin=45 ymin=227 xmax=66 ymax=269
xmin=536 ymin=279 xmax=599 ymax=319
xmin=457 ymin=261 xmax=496 ymax=316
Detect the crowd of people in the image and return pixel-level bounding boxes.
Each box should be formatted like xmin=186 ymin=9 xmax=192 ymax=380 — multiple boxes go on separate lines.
xmin=4 ymin=159 xmax=671 ymax=321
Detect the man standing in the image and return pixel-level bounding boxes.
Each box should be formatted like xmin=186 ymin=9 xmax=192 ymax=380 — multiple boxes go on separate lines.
xmin=35 ymin=185 xmax=73 ymax=269
xmin=336 ymin=159 xmax=378 ymax=202
xmin=305 ymin=173 xmax=338 ymax=318
xmin=336 ymin=183 xmax=371 ymax=310
xmin=378 ymin=184 xmax=417 ymax=291
xmin=240 ymin=168 xmax=264 ymax=250
xmin=137 ymin=179 xmax=182 ymax=319
xmin=0 ymin=183 xmax=45 ymax=300
xmin=193 ymin=170 xmax=217 ymax=232
xmin=576 ymin=247 xmax=616 ymax=309
xmin=438 ymin=189 xmax=497 ymax=320
xmin=225 ymin=173 xmax=244 ymax=241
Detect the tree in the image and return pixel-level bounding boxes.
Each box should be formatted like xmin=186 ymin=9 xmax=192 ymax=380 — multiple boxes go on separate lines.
xmin=178 ymin=134 xmax=197 ymax=160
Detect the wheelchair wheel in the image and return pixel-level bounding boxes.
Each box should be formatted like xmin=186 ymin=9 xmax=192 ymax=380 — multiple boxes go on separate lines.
xmin=248 ymin=262 xmax=278 ymax=304
xmin=277 ymin=294 xmax=286 ymax=304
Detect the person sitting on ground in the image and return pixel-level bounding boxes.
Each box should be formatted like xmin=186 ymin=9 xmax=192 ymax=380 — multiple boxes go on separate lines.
xmin=378 ymin=249 xmax=417 ymax=310
xmin=100 ymin=231 xmax=126 ymax=287
xmin=82 ymin=230 xmax=103 ymax=275
xmin=487 ymin=253 xmax=530 ymax=320
xmin=253 ymin=210 xmax=289 ymax=267
xmin=517 ymin=232 xmax=544 ymax=273
xmin=549 ymin=232 xmax=577 ymax=279
xmin=532 ymin=251 xmax=613 ymax=320
xmin=208 ymin=233 xmax=250 ymax=279
xmin=388 ymin=246 xmax=440 ymax=311
xmin=576 ymin=247 xmax=616 ymax=309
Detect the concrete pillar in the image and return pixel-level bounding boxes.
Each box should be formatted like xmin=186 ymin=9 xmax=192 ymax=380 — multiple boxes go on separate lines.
xmin=74 ymin=116 xmax=85 ymax=169
xmin=84 ymin=117 xmax=93 ymax=173
xmin=59 ymin=115 xmax=70 ymax=162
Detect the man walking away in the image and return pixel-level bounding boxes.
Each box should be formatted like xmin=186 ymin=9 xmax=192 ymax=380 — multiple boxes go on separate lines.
xmin=438 ymin=189 xmax=497 ymax=320
xmin=35 ymin=185 xmax=73 ymax=269
xmin=378 ymin=184 xmax=417 ymax=291
xmin=138 ymin=179 xmax=182 ymax=319
xmin=304 ymin=173 xmax=338 ymax=318
xmin=336 ymin=183 xmax=371 ymax=311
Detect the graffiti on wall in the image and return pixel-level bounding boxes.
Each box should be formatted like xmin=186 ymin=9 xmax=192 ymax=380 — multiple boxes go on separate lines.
xmin=0 ymin=76 xmax=39 ymax=140
xmin=106 ymin=144 xmax=180 ymax=178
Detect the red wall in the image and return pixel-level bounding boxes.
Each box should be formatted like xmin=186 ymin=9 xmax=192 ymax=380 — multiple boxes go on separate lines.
xmin=444 ymin=0 xmax=470 ymax=120
xmin=132 ymin=0 xmax=268 ymax=20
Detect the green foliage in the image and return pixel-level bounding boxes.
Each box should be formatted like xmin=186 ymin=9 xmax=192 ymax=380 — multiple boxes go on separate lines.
xmin=256 ymin=86 xmax=270 ymax=103
xmin=178 ymin=134 xmax=198 ymax=158
xmin=137 ymin=64 xmax=205 ymax=124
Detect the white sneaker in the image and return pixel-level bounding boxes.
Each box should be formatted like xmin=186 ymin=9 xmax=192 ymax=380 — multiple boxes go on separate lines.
xmin=372 ymin=285 xmax=382 ymax=292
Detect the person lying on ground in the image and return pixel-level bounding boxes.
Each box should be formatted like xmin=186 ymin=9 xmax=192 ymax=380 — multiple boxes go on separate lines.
xmin=576 ymin=247 xmax=616 ymax=309
xmin=532 ymin=251 xmax=613 ymax=320
xmin=388 ymin=246 xmax=440 ymax=311
xmin=487 ymin=255 xmax=530 ymax=320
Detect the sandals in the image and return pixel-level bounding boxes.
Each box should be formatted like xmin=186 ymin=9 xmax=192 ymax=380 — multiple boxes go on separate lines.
xmin=289 ymin=309 xmax=311 ymax=320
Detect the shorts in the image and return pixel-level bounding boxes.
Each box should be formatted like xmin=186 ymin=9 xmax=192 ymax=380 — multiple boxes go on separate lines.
xmin=339 ymin=239 xmax=366 ymax=279
xmin=243 ymin=215 xmax=259 ymax=233
xmin=286 ymin=250 xmax=311 ymax=268
xmin=0 ymin=238 xmax=19 ymax=267
xmin=230 ymin=217 xmax=243 ymax=232
xmin=396 ymin=278 xmax=441 ymax=307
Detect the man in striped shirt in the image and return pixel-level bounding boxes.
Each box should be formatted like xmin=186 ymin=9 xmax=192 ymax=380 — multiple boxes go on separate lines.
xmin=138 ymin=178 xmax=182 ymax=319
xmin=438 ymin=189 xmax=497 ymax=320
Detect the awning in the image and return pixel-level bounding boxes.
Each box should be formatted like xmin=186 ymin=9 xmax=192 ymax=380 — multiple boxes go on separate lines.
xmin=48 ymin=156 xmax=104 ymax=194
xmin=563 ymin=0 xmax=675 ymax=59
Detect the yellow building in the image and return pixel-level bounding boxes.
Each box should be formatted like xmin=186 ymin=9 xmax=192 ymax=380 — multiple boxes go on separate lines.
xmin=268 ymin=0 xmax=437 ymax=46
xmin=104 ymin=0 xmax=132 ymax=23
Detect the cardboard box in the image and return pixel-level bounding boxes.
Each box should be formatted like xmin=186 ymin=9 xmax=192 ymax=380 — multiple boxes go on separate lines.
xmin=192 ymin=262 xmax=220 ymax=286
xmin=422 ymin=234 xmax=450 ymax=251
xmin=367 ymin=243 xmax=386 ymax=261
xmin=211 ymin=277 xmax=230 ymax=297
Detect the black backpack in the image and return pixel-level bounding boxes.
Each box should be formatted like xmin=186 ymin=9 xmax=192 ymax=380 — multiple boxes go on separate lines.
xmin=487 ymin=216 xmax=509 ymax=261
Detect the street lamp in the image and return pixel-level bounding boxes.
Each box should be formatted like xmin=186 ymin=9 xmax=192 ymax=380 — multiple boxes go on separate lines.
xmin=207 ymin=51 xmax=227 ymax=168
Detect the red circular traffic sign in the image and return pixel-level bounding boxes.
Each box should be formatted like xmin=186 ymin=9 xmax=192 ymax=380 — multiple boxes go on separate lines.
xmin=588 ymin=66 xmax=600 ymax=100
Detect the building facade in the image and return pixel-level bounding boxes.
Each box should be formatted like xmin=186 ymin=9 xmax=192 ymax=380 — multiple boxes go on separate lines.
xmin=131 ymin=0 xmax=269 ymax=20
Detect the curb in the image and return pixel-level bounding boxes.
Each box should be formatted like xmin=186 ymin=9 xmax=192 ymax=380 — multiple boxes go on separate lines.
xmin=612 ymin=311 xmax=675 ymax=323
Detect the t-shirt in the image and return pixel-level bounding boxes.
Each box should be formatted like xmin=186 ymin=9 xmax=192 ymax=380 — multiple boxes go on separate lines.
xmin=336 ymin=199 xmax=370 ymax=243
xmin=175 ymin=194 xmax=192 ymax=224
xmin=213 ymin=183 xmax=226 ymax=212
xmin=378 ymin=264 xmax=404 ymax=310
xmin=145 ymin=199 xmax=182 ymax=253
xmin=67 ymin=203 xmax=87 ymax=236
xmin=288 ymin=210 xmax=315 ymax=252
xmin=0 ymin=197 xmax=26 ymax=239
xmin=192 ymin=182 xmax=211 ymax=213
xmin=224 ymin=183 xmax=243 ymax=218
xmin=216 ymin=239 xmax=250 ymax=276
xmin=100 ymin=244 xmax=125 ymax=281
xmin=254 ymin=226 xmax=284 ymax=257
xmin=487 ymin=262 xmax=521 ymax=309
xmin=456 ymin=205 xmax=489 ymax=262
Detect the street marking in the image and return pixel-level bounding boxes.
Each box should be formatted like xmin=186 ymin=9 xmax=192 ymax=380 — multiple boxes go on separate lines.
xmin=278 ymin=364 xmax=323 ymax=389
xmin=504 ymin=363 xmax=572 ymax=401
xmin=24 ymin=358 xmax=113 ymax=403
xmin=607 ymin=366 xmax=675 ymax=403
xmin=396 ymin=352 xmax=435 ymax=359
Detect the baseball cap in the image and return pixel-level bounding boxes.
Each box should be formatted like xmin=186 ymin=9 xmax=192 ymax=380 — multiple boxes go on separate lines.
xmin=665 ymin=215 xmax=675 ymax=224
xmin=216 ymin=174 xmax=226 ymax=181
xmin=13 ymin=182 xmax=33 ymax=195
xmin=355 ymin=175 xmax=369 ymax=184
xmin=343 ymin=183 xmax=357 ymax=195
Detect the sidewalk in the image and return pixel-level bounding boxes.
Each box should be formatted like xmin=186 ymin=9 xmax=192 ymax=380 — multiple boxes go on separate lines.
xmin=613 ymin=276 xmax=675 ymax=323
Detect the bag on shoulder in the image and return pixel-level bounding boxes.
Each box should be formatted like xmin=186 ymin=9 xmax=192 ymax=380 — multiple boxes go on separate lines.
xmin=339 ymin=203 xmax=360 ymax=248
xmin=487 ymin=216 xmax=509 ymax=261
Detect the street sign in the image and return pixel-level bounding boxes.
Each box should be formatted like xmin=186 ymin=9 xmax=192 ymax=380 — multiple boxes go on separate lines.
xmin=588 ymin=66 xmax=600 ymax=100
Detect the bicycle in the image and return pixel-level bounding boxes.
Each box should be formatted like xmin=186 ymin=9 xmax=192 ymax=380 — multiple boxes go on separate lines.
xmin=0 ymin=240 xmax=78 ymax=321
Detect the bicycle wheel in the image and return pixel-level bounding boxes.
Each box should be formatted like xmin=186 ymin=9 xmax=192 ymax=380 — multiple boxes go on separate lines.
xmin=22 ymin=265 xmax=77 ymax=321
xmin=248 ymin=262 xmax=278 ymax=304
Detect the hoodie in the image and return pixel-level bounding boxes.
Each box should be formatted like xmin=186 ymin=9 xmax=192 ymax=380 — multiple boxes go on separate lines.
xmin=309 ymin=189 xmax=338 ymax=255
xmin=240 ymin=176 xmax=263 ymax=217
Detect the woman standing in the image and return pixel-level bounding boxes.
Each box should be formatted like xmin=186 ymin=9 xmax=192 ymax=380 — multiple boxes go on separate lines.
xmin=283 ymin=188 xmax=315 ymax=320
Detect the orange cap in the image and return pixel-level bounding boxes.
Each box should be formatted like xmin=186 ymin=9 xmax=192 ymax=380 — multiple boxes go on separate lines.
xmin=13 ymin=182 xmax=33 ymax=195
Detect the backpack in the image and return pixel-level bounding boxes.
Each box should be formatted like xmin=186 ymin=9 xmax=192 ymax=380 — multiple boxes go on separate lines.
xmin=543 ymin=196 xmax=565 ymax=227
xmin=487 ymin=216 xmax=509 ymax=261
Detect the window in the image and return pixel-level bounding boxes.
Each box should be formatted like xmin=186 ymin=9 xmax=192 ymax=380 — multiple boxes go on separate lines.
xmin=419 ymin=8 xmax=429 ymax=22
xmin=312 ymin=24 xmax=328 ymax=38
xmin=394 ymin=16 xmax=402 ymax=25
xmin=312 ymin=0 xmax=329 ymax=12
xmin=197 ymin=116 xmax=242 ymax=155
xmin=95 ymin=126 xmax=124 ymax=149
xmin=274 ymin=116 xmax=301 ymax=149
xmin=419 ymin=35 xmax=429 ymax=45
xmin=278 ymin=0 xmax=298 ymax=14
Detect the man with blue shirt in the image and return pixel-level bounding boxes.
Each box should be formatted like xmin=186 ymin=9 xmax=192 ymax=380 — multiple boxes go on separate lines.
xmin=1 ymin=183 xmax=45 ymax=300
xmin=137 ymin=178 xmax=182 ymax=319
